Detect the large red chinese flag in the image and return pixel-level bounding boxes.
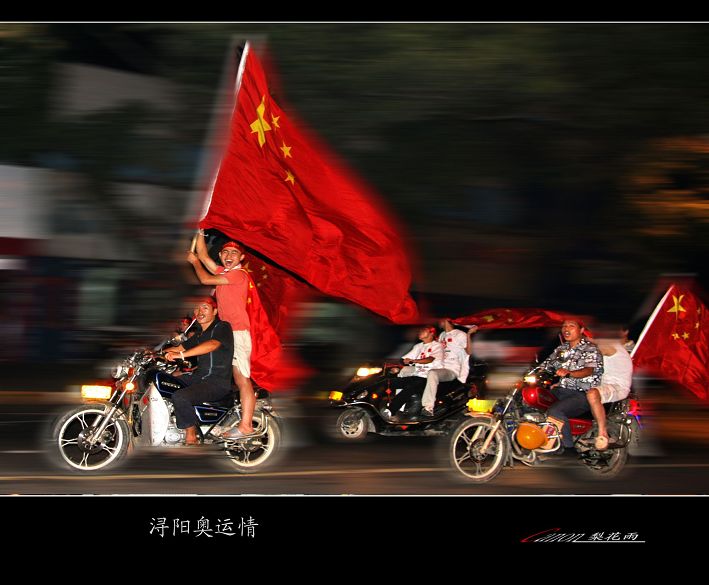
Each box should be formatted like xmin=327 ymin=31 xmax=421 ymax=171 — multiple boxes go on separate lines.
xmin=199 ymin=42 xmax=418 ymax=325
xmin=235 ymin=260 xmax=309 ymax=391
xmin=632 ymin=284 xmax=709 ymax=400
xmin=453 ymin=308 xmax=568 ymax=330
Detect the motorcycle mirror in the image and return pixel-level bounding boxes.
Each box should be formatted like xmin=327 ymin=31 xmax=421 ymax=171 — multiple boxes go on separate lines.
xmin=153 ymin=338 xmax=172 ymax=352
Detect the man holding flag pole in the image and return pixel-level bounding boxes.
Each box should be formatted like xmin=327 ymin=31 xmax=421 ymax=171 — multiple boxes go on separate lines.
xmin=188 ymin=234 xmax=257 ymax=438
xmin=184 ymin=40 xmax=420 ymax=438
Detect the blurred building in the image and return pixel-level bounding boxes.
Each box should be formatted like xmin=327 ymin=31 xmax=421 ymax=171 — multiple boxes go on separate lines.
xmin=0 ymin=59 xmax=196 ymax=363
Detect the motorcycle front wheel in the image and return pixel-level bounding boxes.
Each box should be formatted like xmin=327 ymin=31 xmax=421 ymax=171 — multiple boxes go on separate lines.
xmin=52 ymin=405 xmax=130 ymax=473
xmin=448 ymin=416 xmax=507 ymax=483
xmin=221 ymin=412 xmax=281 ymax=473
xmin=334 ymin=407 xmax=371 ymax=441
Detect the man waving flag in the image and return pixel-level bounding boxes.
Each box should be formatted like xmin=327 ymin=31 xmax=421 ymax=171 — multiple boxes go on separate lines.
xmin=193 ymin=42 xmax=419 ymax=391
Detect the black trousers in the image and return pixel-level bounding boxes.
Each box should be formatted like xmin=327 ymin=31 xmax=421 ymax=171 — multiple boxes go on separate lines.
xmin=387 ymin=376 xmax=426 ymax=415
xmin=173 ymin=378 xmax=232 ymax=429
xmin=547 ymin=387 xmax=591 ymax=448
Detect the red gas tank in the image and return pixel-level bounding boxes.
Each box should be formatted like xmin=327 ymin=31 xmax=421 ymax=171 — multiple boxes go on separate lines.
xmin=521 ymin=385 xmax=557 ymax=410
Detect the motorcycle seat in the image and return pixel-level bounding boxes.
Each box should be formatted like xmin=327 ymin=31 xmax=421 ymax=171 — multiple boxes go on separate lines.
xmin=219 ymin=387 xmax=271 ymax=405
xmin=438 ymin=380 xmax=466 ymax=396
xmin=254 ymin=387 xmax=271 ymax=399
xmin=203 ymin=393 xmax=236 ymax=408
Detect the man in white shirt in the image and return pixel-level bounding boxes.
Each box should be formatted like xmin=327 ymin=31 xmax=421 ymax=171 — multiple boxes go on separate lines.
xmin=383 ymin=326 xmax=443 ymax=421
xmin=586 ymin=338 xmax=633 ymax=449
xmin=418 ymin=319 xmax=470 ymax=417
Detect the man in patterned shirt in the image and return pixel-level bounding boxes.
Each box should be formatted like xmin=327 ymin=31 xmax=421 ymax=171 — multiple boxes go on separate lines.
xmin=539 ymin=319 xmax=603 ymax=450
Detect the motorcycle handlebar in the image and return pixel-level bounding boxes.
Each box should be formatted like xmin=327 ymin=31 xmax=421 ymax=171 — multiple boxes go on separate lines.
xmin=138 ymin=351 xmax=192 ymax=370
xmin=152 ymin=335 xmax=184 ymax=352
xmin=171 ymin=358 xmax=193 ymax=370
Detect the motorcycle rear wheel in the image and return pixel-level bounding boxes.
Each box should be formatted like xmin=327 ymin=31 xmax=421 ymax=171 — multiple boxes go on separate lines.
xmin=221 ymin=413 xmax=281 ymax=473
xmin=577 ymin=421 xmax=629 ymax=480
xmin=448 ymin=416 xmax=507 ymax=483
xmin=52 ymin=404 xmax=130 ymax=473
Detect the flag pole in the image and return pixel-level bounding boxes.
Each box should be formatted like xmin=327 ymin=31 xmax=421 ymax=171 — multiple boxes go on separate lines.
xmin=631 ymin=284 xmax=674 ymax=360
xmin=198 ymin=41 xmax=251 ymax=223
xmin=182 ymin=38 xmax=252 ymax=232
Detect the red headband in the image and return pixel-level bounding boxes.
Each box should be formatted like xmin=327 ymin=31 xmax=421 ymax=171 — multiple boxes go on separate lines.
xmin=194 ymin=296 xmax=217 ymax=309
xmin=220 ymin=241 xmax=241 ymax=252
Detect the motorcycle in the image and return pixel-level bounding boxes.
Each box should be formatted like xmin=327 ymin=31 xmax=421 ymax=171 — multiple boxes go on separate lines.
xmin=50 ymin=334 xmax=281 ymax=474
xmin=328 ymin=360 xmax=488 ymax=440
xmin=447 ymin=367 xmax=638 ymax=482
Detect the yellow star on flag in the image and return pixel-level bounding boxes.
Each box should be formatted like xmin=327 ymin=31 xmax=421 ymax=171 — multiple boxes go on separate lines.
xmin=250 ymin=96 xmax=272 ymax=147
xmin=280 ymin=142 xmax=292 ymax=158
xmin=667 ymin=294 xmax=687 ymax=315
xmin=682 ymin=332 xmax=690 ymax=340
xmin=285 ymin=170 xmax=295 ymax=185
xmin=271 ymin=115 xmax=280 ymax=128
xmin=672 ymin=332 xmax=680 ymax=340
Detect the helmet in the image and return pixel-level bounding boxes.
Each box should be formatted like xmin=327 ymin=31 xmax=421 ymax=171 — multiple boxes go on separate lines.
xmin=516 ymin=422 xmax=547 ymax=450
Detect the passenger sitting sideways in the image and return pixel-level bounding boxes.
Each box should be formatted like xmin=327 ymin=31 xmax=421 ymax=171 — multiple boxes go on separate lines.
xmin=382 ymin=326 xmax=443 ymax=422
xmin=585 ymin=329 xmax=633 ymax=450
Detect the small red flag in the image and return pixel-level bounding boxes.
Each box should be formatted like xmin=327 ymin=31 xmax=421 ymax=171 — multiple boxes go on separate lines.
xmin=199 ymin=42 xmax=418 ymax=324
xmin=632 ymin=284 xmax=709 ymax=400
xmin=453 ymin=308 xmax=569 ymax=330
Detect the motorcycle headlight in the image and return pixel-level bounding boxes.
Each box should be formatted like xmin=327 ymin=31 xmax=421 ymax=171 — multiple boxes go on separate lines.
xmin=523 ymin=374 xmax=537 ymax=384
xmin=356 ymin=367 xmax=383 ymax=378
xmin=81 ymin=385 xmax=113 ymax=400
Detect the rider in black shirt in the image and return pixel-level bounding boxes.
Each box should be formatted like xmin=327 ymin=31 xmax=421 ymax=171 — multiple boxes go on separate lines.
xmin=165 ymin=297 xmax=233 ymax=444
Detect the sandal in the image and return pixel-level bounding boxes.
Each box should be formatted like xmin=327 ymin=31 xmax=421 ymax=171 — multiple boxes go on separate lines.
xmin=222 ymin=427 xmax=253 ymax=440
xmin=595 ymin=435 xmax=609 ymax=450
